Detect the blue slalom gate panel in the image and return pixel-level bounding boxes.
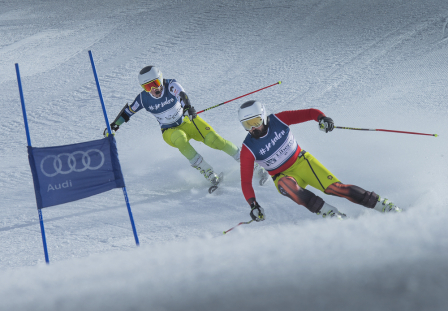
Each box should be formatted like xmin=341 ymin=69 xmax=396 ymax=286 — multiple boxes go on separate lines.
xmin=28 ymin=135 xmax=125 ymax=209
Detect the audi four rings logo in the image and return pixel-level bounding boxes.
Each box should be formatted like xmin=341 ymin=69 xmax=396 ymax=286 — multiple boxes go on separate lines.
xmin=40 ymin=149 xmax=105 ymax=177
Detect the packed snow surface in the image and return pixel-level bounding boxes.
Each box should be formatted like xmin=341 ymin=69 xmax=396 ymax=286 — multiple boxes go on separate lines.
xmin=1 ymin=0 xmax=448 ymax=310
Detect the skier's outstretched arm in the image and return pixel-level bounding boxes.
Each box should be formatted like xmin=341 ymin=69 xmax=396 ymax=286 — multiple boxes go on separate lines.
xmin=274 ymin=109 xmax=323 ymax=125
xmin=241 ymin=145 xmax=265 ymax=221
xmin=275 ymin=109 xmax=334 ymax=133
xmin=103 ymin=97 xmax=143 ymax=137
xmin=241 ymin=145 xmax=256 ymax=202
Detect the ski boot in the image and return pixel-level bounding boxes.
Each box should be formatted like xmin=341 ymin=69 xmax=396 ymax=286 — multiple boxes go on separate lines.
xmin=190 ymin=154 xmax=221 ymax=185
xmin=204 ymin=169 xmax=220 ymax=185
xmin=254 ymin=163 xmax=269 ymax=186
xmin=373 ymin=197 xmax=402 ymax=213
xmin=198 ymin=164 xmax=223 ymax=194
xmin=197 ymin=164 xmax=220 ymax=186
xmin=316 ymin=202 xmax=347 ymax=220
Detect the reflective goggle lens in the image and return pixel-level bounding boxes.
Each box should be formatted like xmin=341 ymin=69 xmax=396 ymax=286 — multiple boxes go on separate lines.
xmin=141 ymin=78 xmax=162 ymax=92
xmin=241 ymin=116 xmax=263 ymax=131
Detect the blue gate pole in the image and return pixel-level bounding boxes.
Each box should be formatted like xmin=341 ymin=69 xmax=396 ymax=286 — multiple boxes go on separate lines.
xmin=88 ymin=50 xmax=140 ymax=246
xmin=15 ymin=63 xmax=50 ymax=264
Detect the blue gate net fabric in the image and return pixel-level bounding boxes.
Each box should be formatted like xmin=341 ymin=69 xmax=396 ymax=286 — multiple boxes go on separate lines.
xmin=27 ymin=136 xmax=125 ymax=209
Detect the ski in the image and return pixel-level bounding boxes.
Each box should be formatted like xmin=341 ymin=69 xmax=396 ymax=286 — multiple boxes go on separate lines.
xmin=208 ymin=172 xmax=224 ymax=194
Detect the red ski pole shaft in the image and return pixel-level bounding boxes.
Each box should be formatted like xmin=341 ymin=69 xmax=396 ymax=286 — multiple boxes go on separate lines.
xmin=223 ymin=220 xmax=254 ymax=234
xmin=197 ymin=81 xmax=281 ymax=114
xmin=335 ymin=126 xmax=438 ymax=137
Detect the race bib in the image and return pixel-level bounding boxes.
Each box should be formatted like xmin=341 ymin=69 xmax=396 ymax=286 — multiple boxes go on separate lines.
xmin=256 ymin=132 xmax=298 ymax=170
xmin=152 ymin=102 xmax=183 ymax=125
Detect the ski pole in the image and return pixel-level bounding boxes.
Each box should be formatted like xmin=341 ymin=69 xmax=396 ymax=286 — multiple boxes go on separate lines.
xmin=223 ymin=220 xmax=254 ymax=234
xmin=197 ymin=81 xmax=282 ymax=114
xmin=335 ymin=126 xmax=438 ymax=137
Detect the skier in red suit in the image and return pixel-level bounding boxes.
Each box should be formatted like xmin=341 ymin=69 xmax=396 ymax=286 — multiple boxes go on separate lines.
xmin=238 ymin=100 xmax=402 ymax=222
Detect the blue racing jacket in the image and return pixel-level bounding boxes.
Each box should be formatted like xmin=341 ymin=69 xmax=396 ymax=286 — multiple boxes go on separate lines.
xmin=124 ymin=79 xmax=187 ymax=129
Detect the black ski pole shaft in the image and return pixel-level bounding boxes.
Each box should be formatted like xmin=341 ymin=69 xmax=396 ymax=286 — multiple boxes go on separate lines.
xmin=197 ymin=81 xmax=281 ymax=114
xmin=335 ymin=126 xmax=438 ymax=137
xmin=223 ymin=220 xmax=254 ymax=234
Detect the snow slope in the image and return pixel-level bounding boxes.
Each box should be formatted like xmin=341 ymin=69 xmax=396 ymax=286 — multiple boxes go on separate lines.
xmin=0 ymin=0 xmax=448 ymax=310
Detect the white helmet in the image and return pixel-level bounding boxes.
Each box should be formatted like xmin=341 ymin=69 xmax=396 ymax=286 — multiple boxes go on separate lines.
xmin=238 ymin=100 xmax=268 ymax=131
xmin=138 ymin=66 xmax=163 ymax=92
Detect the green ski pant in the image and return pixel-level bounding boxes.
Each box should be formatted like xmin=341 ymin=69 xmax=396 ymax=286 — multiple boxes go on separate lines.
xmin=162 ymin=116 xmax=238 ymax=161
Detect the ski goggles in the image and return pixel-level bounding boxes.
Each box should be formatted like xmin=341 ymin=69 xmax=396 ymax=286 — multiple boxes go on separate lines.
xmin=141 ymin=77 xmax=163 ymax=92
xmin=241 ymin=116 xmax=264 ymax=131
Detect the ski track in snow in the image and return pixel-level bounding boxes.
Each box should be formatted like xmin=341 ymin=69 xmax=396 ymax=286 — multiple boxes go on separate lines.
xmin=1 ymin=0 xmax=448 ymax=310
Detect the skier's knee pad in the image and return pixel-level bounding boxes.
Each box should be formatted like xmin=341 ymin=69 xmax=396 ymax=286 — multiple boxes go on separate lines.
xmin=171 ymin=130 xmax=189 ymax=149
xmin=171 ymin=130 xmax=197 ymax=158
xmin=278 ymin=176 xmax=323 ymax=213
xmin=308 ymin=195 xmax=325 ymax=213
xmin=204 ymin=131 xmax=226 ymax=150
xmin=361 ymin=191 xmax=379 ymax=209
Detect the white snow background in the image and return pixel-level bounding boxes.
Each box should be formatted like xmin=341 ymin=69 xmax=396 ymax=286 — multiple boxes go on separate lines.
xmin=1 ymin=0 xmax=448 ymax=310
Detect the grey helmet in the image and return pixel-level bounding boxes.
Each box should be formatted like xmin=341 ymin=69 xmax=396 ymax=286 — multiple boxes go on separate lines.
xmin=238 ymin=100 xmax=268 ymax=131
xmin=138 ymin=66 xmax=163 ymax=91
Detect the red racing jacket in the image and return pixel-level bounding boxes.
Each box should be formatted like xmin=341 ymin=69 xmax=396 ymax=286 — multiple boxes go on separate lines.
xmin=240 ymin=109 xmax=324 ymax=204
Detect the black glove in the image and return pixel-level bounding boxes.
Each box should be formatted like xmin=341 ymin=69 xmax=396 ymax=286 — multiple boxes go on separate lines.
xmin=103 ymin=123 xmax=119 ymax=137
xmin=250 ymin=201 xmax=265 ymax=222
xmin=183 ymin=105 xmax=197 ymax=121
xmin=318 ymin=116 xmax=334 ymax=133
